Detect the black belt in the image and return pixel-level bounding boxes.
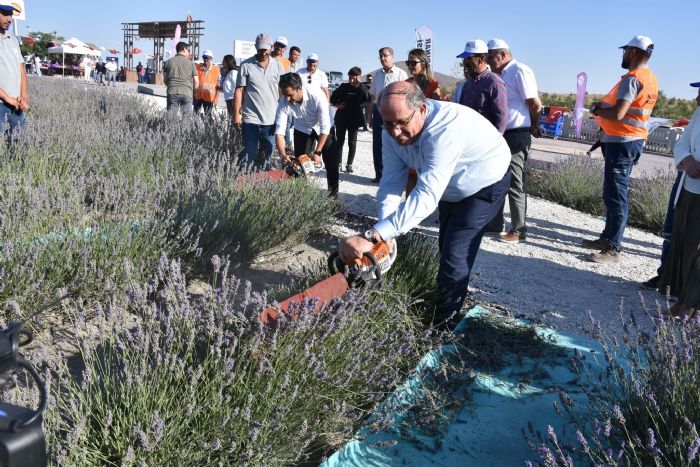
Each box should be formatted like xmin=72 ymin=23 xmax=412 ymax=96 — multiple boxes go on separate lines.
xmin=504 ymin=127 xmax=531 ymax=135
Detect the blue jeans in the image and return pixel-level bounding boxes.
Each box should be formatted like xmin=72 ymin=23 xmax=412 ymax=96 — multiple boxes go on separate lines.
xmin=601 ymin=140 xmax=644 ymax=251
xmin=434 ymin=170 xmax=511 ymax=322
xmin=372 ymin=107 xmax=383 ymax=179
xmin=657 ymin=171 xmax=683 ymax=275
xmin=0 ymin=103 xmax=25 ymax=137
xmin=240 ymin=123 xmax=275 ymax=169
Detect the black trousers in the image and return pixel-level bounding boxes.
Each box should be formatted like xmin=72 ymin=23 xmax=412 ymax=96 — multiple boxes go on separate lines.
xmin=335 ymin=122 xmax=359 ymax=167
xmin=294 ymin=127 xmax=339 ymax=196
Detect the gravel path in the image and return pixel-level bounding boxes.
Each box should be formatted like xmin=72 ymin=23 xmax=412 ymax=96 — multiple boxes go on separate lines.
xmin=332 ymin=130 xmax=666 ymax=337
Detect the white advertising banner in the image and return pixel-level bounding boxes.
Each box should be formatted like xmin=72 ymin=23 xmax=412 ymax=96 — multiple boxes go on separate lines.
xmin=415 ymin=25 xmax=434 ymax=67
xmin=11 ymin=0 xmax=25 ymax=21
xmin=233 ymin=40 xmax=256 ymax=64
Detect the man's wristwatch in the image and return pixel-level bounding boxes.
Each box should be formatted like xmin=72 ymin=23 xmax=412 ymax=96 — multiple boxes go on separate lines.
xmin=363 ymin=228 xmax=379 ymax=244
xmin=313 ymin=150 xmax=322 ymax=156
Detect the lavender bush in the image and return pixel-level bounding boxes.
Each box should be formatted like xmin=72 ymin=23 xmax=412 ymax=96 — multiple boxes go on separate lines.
xmin=0 ymin=78 xmax=335 ymax=320
xmin=527 ymin=155 xmax=676 ymax=233
xmin=39 ymin=257 xmax=432 ymax=466
xmin=528 ymin=300 xmax=700 ymax=466
xmin=628 ymin=168 xmax=677 ymax=232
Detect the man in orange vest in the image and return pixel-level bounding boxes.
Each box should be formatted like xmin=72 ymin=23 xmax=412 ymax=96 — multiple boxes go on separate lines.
xmin=581 ymin=35 xmax=658 ymax=263
xmin=193 ymin=49 xmax=221 ymax=114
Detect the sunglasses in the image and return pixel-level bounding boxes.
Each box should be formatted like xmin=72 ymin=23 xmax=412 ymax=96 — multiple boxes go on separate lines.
xmin=307 ymin=76 xmax=313 ymax=84
xmin=406 ymin=60 xmax=422 ymax=67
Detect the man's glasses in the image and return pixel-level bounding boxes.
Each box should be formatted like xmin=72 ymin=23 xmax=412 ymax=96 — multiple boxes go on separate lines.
xmin=307 ymin=76 xmax=313 ymax=84
xmin=405 ymin=60 xmax=422 ymax=67
xmin=384 ymin=109 xmax=416 ymax=131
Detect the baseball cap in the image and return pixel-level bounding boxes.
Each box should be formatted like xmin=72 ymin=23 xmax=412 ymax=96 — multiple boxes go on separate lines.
xmin=255 ymin=33 xmax=272 ymax=50
xmin=0 ymin=3 xmax=19 ymax=13
xmin=487 ymin=38 xmax=510 ymax=51
xmin=690 ymin=82 xmax=700 ymax=88
xmin=202 ymin=50 xmax=214 ymax=59
xmin=457 ymin=39 xmax=488 ymax=58
xmin=307 ymin=53 xmax=319 ymax=62
xmin=619 ymin=35 xmax=654 ymax=54
xmin=275 ymin=36 xmax=288 ymax=47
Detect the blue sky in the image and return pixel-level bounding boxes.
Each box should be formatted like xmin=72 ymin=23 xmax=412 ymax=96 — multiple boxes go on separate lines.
xmin=17 ymin=0 xmax=700 ymax=98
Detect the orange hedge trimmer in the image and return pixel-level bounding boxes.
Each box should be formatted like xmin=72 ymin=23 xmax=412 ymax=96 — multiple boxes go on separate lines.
xmin=259 ymin=240 xmax=397 ymax=325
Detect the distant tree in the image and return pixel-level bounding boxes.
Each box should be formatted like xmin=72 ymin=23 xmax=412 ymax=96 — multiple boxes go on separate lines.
xmin=538 ymin=89 xmax=695 ymax=120
xmin=20 ymin=31 xmax=64 ymax=58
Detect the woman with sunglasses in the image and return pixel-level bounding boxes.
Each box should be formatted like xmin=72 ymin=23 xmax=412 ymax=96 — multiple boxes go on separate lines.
xmin=405 ymin=48 xmax=442 ymax=100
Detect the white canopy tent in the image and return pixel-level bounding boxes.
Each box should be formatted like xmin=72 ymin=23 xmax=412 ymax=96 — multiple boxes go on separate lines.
xmin=47 ymin=38 xmax=101 ymax=76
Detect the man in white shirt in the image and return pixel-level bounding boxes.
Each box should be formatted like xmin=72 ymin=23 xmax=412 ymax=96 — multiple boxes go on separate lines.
xmin=367 ymin=47 xmax=408 ymax=183
xmin=339 ymin=82 xmax=511 ymax=329
xmin=486 ymin=38 xmax=542 ymax=244
xmin=275 ymin=72 xmax=339 ymax=197
xmin=297 ymin=53 xmax=329 ymax=100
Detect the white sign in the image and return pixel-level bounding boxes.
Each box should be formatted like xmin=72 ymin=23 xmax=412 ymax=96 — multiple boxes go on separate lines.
xmin=233 ymin=40 xmax=256 ymax=64
xmin=415 ymin=25 xmax=434 ymax=68
xmin=11 ymin=0 xmax=25 ymax=21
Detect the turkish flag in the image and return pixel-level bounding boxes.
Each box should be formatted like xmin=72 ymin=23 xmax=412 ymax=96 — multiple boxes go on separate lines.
xmin=23 ymin=37 xmax=35 ymax=46
xmin=131 ymin=48 xmax=143 ymax=54
xmin=109 ymin=49 xmax=120 ymax=54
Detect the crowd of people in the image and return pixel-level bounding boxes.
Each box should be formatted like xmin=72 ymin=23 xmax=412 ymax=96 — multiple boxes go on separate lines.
xmin=1 ymin=9 xmax=698 ymax=327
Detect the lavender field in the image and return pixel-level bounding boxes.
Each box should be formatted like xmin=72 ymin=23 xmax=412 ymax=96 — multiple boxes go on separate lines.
xmin=2 ymin=79 xmax=699 ymax=466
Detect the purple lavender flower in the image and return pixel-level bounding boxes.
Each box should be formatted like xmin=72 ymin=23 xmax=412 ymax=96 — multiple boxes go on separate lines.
xmin=689 ymin=437 xmax=700 ymax=461
xmin=576 ymin=430 xmax=590 ymax=453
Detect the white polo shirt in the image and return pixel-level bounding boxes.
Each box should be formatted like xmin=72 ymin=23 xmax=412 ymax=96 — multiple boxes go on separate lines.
xmin=499 ymin=59 xmax=539 ymax=130
xmin=297 ymin=68 xmax=329 ymax=91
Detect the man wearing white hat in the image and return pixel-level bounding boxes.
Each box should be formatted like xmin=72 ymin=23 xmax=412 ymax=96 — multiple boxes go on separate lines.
xmin=234 ymin=33 xmax=284 ymax=168
xmin=456 ymin=39 xmax=507 ymax=134
xmin=581 ymin=35 xmax=658 ymax=263
xmin=297 ymin=53 xmax=329 ymax=101
xmin=271 ymin=36 xmax=291 ymax=72
xmin=193 ymin=49 xmax=221 ymax=114
xmin=0 ymin=1 xmax=29 ymax=135
xmin=486 ymin=38 xmax=542 ymax=243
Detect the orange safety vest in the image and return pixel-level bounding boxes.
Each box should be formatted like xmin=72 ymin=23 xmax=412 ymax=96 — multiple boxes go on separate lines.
xmin=595 ymin=66 xmax=658 ymax=140
xmin=194 ymin=63 xmax=221 ymax=103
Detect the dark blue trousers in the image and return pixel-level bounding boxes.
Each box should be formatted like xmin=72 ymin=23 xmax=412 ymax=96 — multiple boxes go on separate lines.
xmin=372 ymin=107 xmax=383 ymax=179
xmin=601 ymin=140 xmax=644 ymax=251
xmin=434 ymin=170 xmax=511 ymax=322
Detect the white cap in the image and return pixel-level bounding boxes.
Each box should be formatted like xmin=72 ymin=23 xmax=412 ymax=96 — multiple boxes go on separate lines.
xmin=457 ymin=39 xmax=488 ymax=58
xmin=202 ymin=49 xmax=214 ymax=58
xmin=620 ymin=35 xmax=654 ymax=54
xmin=275 ymin=36 xmax=288 ymax=46
xmin=487 ymin=38 xmax=510 ymax=51
xmin=307 ymin=53 xmax=319 ymax=61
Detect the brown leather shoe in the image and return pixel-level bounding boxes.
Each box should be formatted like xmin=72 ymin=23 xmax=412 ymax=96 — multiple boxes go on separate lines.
xmin=588 ymin=248 xmax=621 ymax=263
xmin=499 ymin=230 xmax=525 ymax=244
xmin=581 ymin=237 xmax=611 ymax=250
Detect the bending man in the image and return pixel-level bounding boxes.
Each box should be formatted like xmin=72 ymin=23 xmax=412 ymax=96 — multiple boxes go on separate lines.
xmin=339 ymin=82 xmax=511 ymax=328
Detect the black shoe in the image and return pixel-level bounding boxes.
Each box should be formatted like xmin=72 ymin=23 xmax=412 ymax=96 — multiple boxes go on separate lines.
xmin=345 ymin=165 xmax=353 ymax=173
xmin=641 ymin=275 xmax=661 ymax=289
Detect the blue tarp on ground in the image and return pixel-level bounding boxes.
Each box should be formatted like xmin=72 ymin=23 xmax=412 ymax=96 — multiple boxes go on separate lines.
xmin=323 ymin=307 xmax=607 ymax=466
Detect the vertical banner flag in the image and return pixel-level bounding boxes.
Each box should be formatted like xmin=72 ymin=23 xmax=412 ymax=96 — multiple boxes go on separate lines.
xmin=415 ymin=25 xmax=434 ymax=68
xmin=574 ymin=72 xmax=587 ymax=137
xmin=170 ymin=24 xmax=181 ymax=60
